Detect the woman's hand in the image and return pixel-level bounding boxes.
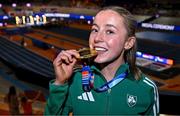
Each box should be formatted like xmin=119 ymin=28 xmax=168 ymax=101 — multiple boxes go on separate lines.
xmin=53 ymin=50 xmax=80 ymax=85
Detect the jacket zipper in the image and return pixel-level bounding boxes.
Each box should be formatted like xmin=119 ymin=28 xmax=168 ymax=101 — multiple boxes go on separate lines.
xmin=106 ymin=89 xmax=111 ymax=115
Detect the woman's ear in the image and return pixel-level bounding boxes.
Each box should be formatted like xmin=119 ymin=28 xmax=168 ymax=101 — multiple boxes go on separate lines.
xmin=124 ymin=36 xmax=136 ymax=50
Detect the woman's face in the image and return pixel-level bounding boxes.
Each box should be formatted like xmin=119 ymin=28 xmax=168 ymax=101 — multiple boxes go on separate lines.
xmin=89 ymin=10 xmax=128 ymax=64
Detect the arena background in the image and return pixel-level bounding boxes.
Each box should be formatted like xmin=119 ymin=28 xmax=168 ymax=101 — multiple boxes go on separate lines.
xmin=0 ymin=0 xmax=179 ymax=115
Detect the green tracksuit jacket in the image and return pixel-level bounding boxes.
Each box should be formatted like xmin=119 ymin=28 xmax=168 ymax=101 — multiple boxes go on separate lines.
xmin=44 ymin=64 xmax=159 ymax=115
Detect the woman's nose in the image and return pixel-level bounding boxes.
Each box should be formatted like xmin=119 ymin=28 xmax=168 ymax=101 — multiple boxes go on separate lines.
xmin=94 ymin=32 xmax=103 ymax=42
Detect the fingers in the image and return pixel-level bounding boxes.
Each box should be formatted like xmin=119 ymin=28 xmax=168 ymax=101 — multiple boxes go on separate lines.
xmin=54 ymin=49 xmax=80 ymax=65
xmin=61 ymin=50 xmax=75 ymax=63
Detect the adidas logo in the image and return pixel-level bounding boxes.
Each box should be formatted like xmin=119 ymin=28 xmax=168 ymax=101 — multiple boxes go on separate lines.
xmin=77 ymin=92 xmax=95 ymax=102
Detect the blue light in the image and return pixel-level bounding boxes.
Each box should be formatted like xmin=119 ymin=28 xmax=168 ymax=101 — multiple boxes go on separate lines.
xmin=136 ymin=51 xmax=173 ymax=65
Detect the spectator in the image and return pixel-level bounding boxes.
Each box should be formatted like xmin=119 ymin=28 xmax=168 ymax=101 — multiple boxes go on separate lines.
xmin=20 ymin=90 xmax=41 ymax=115
xmin=4 ymin=86 xmax=20 ymax=115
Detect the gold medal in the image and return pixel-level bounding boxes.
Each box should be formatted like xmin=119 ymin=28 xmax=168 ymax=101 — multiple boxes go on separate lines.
xmin=78 ymin=48 xmax=97 ymax=60
xmin=73 ymin=48 xmax=97 ymax=70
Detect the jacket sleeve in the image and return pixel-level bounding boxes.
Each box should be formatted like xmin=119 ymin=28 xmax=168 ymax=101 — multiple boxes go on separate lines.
xmin=44 ymin=80 xmax=72 ymax=115
xmin=144 ymin=82 xmax=159 ymax=116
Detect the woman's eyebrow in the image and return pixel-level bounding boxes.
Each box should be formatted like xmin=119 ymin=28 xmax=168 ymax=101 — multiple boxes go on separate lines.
xmin=92 ymin=23 xmax=118 ymax=30
xmin=105 ymin=24 xmax=118 ymax=30
xmin=92 ymin=23 xmax=99 ymax=28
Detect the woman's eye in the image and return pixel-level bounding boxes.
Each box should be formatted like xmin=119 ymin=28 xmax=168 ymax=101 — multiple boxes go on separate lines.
xmin=91 ymin=28 xmax=98 ymax=33
xmin=106 ymin=30 xmax=114 ymax=34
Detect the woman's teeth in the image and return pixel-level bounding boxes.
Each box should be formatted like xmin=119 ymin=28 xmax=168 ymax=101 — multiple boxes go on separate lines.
xmin=95 ymin=47 xmax=107 ymax=51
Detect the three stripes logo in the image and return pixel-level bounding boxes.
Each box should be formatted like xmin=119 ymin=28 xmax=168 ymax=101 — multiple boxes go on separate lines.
xmin=77 ymin=92 xmax=95 ymax=102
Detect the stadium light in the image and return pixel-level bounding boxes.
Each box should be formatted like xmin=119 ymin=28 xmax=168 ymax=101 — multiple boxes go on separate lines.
xmin=26 ymin=3 xmax=31 ymax=7
xmin=12 ymin=3 xmax=17 ymax=7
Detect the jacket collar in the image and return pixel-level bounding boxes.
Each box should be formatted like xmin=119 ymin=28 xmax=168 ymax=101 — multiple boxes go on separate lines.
xmin=91 ymin=63 xmax=130 ymax=77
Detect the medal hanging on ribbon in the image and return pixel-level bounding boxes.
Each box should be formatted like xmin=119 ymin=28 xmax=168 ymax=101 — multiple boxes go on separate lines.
xmin=78 ymin=48 xmax=97 ymax=92
xmin=79 ymin=48 xmax=127 ymax=92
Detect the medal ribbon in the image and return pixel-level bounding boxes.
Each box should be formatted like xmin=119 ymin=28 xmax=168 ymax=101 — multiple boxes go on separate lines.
xmin=93 ymin=72 xmax=127 ymax=92
xmin=81 ymin=65 xmax=127 ymax=92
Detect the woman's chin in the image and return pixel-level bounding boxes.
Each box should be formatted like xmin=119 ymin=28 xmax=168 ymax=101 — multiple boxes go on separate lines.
xmin=94 ymin=57 xmax=107 ymax=64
